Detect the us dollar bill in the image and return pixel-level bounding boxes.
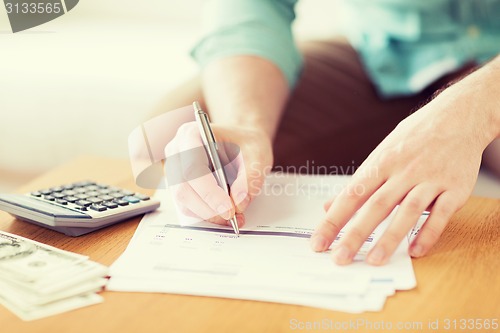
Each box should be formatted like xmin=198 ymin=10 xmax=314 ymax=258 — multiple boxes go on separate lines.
xmin=0 ymin=293 xmax=103 ymax=321
xmin=0 ymin=260 xmax=108 ymax=295
xmin=0 ymin=277 xmax=106 ymax=308
xmin=0 ymin=231 xmax=87 ymax=281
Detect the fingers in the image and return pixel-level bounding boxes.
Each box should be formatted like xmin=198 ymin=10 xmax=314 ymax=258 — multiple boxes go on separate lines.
xmin=189 ymin=174 xmax=236 ymax=219
xmin=409 ymin=191 xmax=459 ymax=257
xmin=310 ymin=173 xmax=382 ymax=253
xmin=230 ymin=173 xmax=251 ymax=213
xmin=166 ymin=122 xmax=269 ymax=225
xmin=173 ymin=183 xmax=227 ymax=225
xmin=316 ymin=183 xmax=459 ymax=265
xmin=216 ymin=141 xmax=239 ymax=184
xmin=229 ymin=152 xmax=262 ymax=213
xmin=234 ymin=213 xmax=246 ymax=228
xmin=323 ymin=198 xmax=333 ymax=212
xmin=329 ymin=178 xmax=409 ymax=265
xmin=175 ymin=186 xmax=246 ymax=228
xmin=177 ymin=124 xmax=235 ymax=220
xmin=366 ymin=184 xmax=442 ymax=265
xmin=223 ymin=150 xmax=250 ymax=214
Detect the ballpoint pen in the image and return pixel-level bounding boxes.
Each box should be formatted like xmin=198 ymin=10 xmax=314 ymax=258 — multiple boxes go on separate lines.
xmin=193 ymin=101 xmax=240 ymax=236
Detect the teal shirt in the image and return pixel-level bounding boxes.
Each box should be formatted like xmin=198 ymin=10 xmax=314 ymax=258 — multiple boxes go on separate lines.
xmin=191 ymin=0 xmax=500 ymax=97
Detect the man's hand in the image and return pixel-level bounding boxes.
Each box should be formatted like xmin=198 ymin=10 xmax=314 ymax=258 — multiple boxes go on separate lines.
xmin=164 ymin=55 xmax=288 ymax=226
xmin=310 ymin=60 xmax=500 ymax=265
xmin=165 ymin=122 xmax=273 ymax=227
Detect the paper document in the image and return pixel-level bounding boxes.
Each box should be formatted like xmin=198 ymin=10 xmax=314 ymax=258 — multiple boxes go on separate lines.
xmin=108 ymin=174 xmax=426 ymax=313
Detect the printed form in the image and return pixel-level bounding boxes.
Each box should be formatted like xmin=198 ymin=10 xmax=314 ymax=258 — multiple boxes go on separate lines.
xmin=108 ymin=174 xmax=426 ymax=313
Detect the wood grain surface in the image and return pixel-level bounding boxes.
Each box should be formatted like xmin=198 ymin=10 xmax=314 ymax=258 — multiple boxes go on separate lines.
xmin=1 ymin=156 xmax=499 ymax=333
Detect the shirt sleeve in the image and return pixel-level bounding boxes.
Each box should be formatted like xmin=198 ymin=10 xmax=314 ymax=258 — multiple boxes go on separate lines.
xmin=191 ymin=0 xmax=303 ymax=88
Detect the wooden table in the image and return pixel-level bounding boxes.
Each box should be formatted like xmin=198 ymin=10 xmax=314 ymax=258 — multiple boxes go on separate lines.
xmin=1 ymin=156 xmax=499 ymax=333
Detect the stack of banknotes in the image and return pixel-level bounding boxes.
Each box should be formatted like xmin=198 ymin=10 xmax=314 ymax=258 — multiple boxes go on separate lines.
xmin=0 ymin=231 xmax=108 ymax=321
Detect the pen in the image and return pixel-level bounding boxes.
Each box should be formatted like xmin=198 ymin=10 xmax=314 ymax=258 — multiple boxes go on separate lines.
xmin=193 ymin=101 xmax=240 ymax=236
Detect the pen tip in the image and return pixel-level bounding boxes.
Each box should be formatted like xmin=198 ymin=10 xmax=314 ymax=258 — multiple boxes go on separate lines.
xmin=230 ymin=217 xmax=240 ymax=237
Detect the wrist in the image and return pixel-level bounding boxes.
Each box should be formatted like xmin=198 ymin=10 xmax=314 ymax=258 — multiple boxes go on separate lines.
xmin=438 ymin=58 xmax=500 ymax=146
xmin=207 ymin=103 xmax=265 ymax=131
xmin=486 ymin=56 xmax=500 ymax=138
xmin=202 ymin=55 xmax=290 ymax=141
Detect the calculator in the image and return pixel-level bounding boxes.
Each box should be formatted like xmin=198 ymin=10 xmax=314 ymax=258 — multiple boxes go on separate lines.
xmin=0 ymin=181 xmax=160 ymax=236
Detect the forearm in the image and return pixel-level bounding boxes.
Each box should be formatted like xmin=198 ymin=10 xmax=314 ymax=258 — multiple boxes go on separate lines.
xmin=191 ymin=0 xmax=300 ymax=140
xmin=487 ymin=56 xmax=500 ymax=138
xmin=202 ymin=55 xmax=290 ymax=140
xmin=466 ymin=55 xmax=500 ymax=139
xmin=434 ymin=55 xmax=500 ymax=146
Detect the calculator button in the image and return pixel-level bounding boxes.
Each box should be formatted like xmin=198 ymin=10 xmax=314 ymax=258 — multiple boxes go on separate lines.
xmin=40 ymin=189 xmax=52 ymax=195
xmin=114 ymin=199 xmax=129 ymax=206
xmin=74 ymin=187 xmax=87 ymax=194
xmin=0 ymin=194 xmax=91 ymax=218
xmin=63 ymin=196 xmax=79 ymax=203
xmin=73 ymin=181 xmax=95 ymax=187
xmin=103 ymin=202 xmax=118 ymax=209
xmin=75 ymin=194 xmax=89 ymax=200
xmin=31 ymin=191 xmax=42 ymax=197
xmin=76 ymin=206 xmax=88 ymax=211
xmin=122 ymin=190 xmax=135 ymax=196
xmin=110 ymin=192 xmax=125 ymax=199
xmin=44 ymin=195 xmax=55 ymax=201
xmin=98 ymin=189 xmax=111 ymax=195
xmin=61 ymin=190 xmax=77 ymax=196
xmin=88 ymin=197 xmax=103 ymax=204
xmin=123 ymin=196 xmax=140 ymax=204
xmin=86 ymin=191 xmax=100 ymax=197
xmin=98 ymin=195 xmax=114 ymax=201
xmin=62 ymin=184 xmax=75 ymax=190
xmin=90 ymin=204 xmax=107 ymax=212
xmin=75 ymin=200 xmax=92 ymax=207
xmin=135 ymin=194 xmax=150 ymax=201
xmin=56 ymin=199 xmax=68 ymax=205
xmin=52 ymin=193 xmax=66 ymax=199
xmin=50 ymin=186 xmax=64 ymax=192
xmin=85 ymin=185 xmax=100 ymax=191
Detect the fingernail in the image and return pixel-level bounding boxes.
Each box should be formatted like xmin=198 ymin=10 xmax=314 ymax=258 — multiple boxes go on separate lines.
xmin=310 ymin=233 xmax=329 ymax=252
xmin=217 ymin=204 xmax=231 ymax=220
xmin=332 ymin=246 xmax=352 ymax=264
xmin=410 ymin=244 xmax=423 ymax=257
xmin=367 ymin=247 xmax=385 ymax=265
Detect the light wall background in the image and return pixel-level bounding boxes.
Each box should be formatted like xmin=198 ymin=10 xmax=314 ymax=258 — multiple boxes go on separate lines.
xmin=0 ymin=0 xmax=499 ymax=197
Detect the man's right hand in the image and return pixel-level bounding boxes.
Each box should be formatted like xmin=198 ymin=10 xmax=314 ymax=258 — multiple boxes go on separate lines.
xmin=165 ymin=122 xmax=273 ymax=227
